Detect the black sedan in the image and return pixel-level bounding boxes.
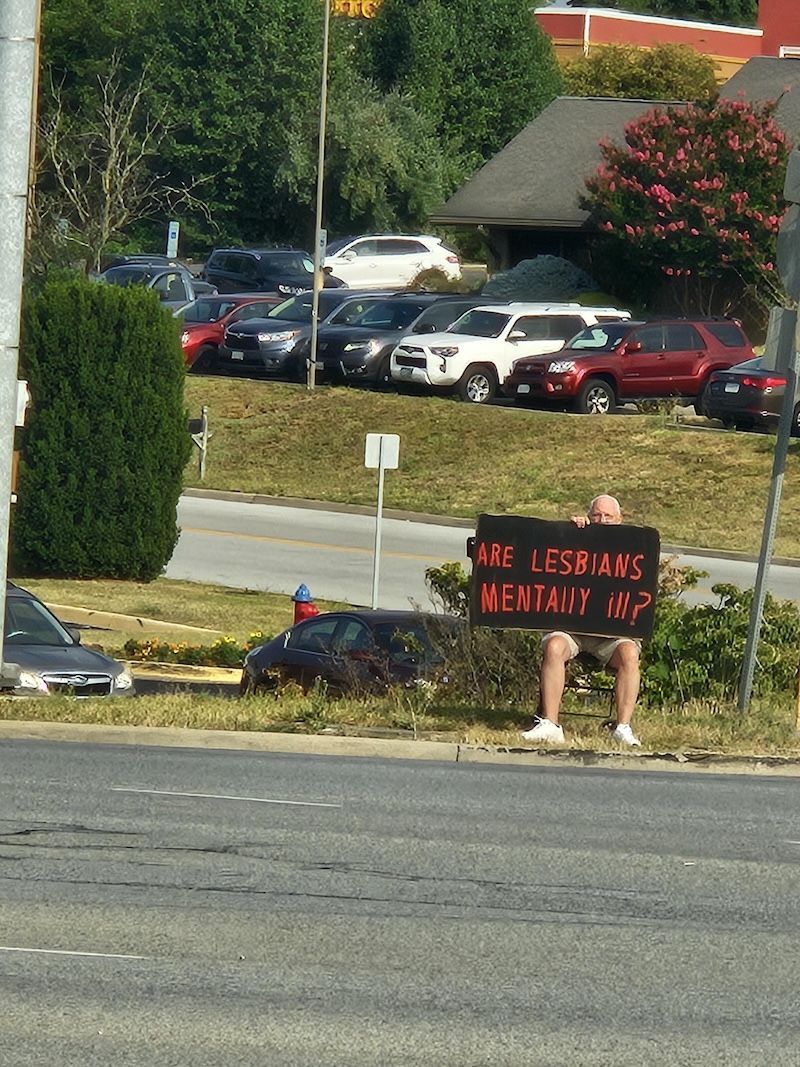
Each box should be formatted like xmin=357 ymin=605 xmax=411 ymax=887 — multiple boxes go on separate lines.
xmin=702 ymin=357 xmax=797 ymax=433
xmin=2 ymin=582 xmax=134 ymax=697
xmin=240 ymin=610 xmax=461 ymax=696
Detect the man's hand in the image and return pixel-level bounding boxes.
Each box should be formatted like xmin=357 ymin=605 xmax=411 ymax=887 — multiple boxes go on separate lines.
xmin=571 ymin=514 xmax=590 ymax=528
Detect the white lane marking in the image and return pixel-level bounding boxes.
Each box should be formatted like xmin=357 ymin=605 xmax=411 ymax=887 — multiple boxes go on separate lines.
xmin=0 ymin=946 xmax=146 ymax=960
xmin=112 ymin=787 xmax=341 ymax=808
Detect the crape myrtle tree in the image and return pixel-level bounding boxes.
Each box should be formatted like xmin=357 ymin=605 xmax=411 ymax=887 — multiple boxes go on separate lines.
xmin=366 ymin=0 xmax=563 ymax=173
xmin=582 ymin=98 xmax=790 ymax=315
xmin=14 ymin=277 xmax=190 ymax=580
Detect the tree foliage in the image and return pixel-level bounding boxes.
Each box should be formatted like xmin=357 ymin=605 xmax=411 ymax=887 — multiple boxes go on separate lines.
xmin=563 ymin=44 xmax=719 ymax=104
xmin=584 ymin=0 xmax=757 ymax=25
xmin=366 ymin=0 xmax=563 ymax=170
xmin=15 ymin=277 xmax=190 ymax=580
xmin=582 ymin=98 xmax=789 ymax=314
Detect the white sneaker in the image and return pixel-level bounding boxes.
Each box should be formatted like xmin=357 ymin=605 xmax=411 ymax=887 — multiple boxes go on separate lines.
xmin=610 ymin=723 xmax=641 ymax=747
xmin=520 ymin=718 xmax=565 ymax=744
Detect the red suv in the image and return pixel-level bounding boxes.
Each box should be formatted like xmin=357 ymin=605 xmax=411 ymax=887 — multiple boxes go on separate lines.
xmin=504 ymin=317 xmax=755 ymax=414
xmin=179 ymin=293 xmax=282 ymax=373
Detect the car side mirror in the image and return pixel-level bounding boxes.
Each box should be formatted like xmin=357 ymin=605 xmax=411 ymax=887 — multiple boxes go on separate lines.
xmin=621 ymin=340 xmax=642 ymax=354
xmin=508 ymin=330 xmax=526 ymax=342
xmin=341 ymin=250 xmax=356 ymax=262
xmin=415 ymin=323 xmax=437 ymax=334
xmin=66 ymin=626 xmax=82 ymax=644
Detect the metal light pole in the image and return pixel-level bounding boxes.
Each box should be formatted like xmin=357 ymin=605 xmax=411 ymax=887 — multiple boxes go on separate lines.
xmin=307 ymin=0 xmax=331 ymax=392
xmin=0 ymin=1 xmax=38 ymax=684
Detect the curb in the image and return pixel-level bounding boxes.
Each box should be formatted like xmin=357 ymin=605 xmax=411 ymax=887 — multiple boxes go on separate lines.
xmin=2 ymin=719 xmax=800 ymax=775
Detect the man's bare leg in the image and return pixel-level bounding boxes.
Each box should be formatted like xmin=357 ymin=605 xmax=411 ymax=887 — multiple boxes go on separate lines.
xmin=539 ymin=635 xmax=573 ymax=724
xmin=608 ymin=641 xmax=640 ymax=726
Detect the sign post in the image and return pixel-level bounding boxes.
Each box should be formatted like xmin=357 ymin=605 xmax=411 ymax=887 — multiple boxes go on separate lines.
xmin=166 ymin=220 xmax=180 ymax=258
xmin=738 ymin=149 xmax=800 ymax=713
xmin=365 ymin=433 xmax=400 ymax=609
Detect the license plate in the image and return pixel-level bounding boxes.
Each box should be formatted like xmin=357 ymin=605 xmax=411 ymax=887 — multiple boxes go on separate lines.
xmin=230 ymin=351 xmax=244 ymax=361
xmin=517 ymin=384 xmax=530 ymax=394
xmin=724 ymin=382 xmax=739 ymax=393
xmin=399 ymin=367 xmax=413 ymax=378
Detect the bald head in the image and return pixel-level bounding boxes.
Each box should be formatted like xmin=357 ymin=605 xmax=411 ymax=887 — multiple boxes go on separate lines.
xmin=588 ymin=495 xmax=622 ymax=524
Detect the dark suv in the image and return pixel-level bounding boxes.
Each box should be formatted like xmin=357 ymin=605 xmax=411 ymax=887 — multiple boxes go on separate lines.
xmin=303 ymin=293 xmax=505 ymax=388
xmin=503 ymin=317 xmax=755 ymax=414
xmin=202 ymin=248 xmax=316 ymax=295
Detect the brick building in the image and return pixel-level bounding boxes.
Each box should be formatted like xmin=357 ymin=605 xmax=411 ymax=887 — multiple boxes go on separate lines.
xmin=535 ymin=0 xmax=800 ymax=81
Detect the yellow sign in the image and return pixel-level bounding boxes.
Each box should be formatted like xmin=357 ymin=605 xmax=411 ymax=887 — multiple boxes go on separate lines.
xmin=333 ymin=0 xmax=378 ymax=17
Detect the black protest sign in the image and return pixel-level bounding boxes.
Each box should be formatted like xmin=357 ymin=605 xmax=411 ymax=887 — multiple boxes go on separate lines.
xmin=469 ymin=514 xmax=660 ymax=639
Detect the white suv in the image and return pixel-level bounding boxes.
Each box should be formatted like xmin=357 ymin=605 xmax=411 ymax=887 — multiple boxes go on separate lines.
xmin=390 ymin=302 xmax=631 ymax=403
xmin=324 ymin=235 xmax=461 ymax=289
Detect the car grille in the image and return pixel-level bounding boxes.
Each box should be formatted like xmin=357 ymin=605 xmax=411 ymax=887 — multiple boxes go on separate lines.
xmin=224 ymin=333 xmax=260 ymax=352
xmin=42 ymin=672 xmax=114 ymax=697
xmin=394 ymin=354 xmax=426 ymax=369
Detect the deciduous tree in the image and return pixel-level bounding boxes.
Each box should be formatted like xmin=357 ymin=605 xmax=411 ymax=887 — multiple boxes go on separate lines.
xmin=563 ymin=44 xmax=718 ymax=104
xmin=582 ymin=98 xmax=789 ymax=315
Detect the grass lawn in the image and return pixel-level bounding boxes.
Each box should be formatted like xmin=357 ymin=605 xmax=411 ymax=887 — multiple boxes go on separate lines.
xmin=9 ymin=375 xmax=800 ymax=755
xmin=184 ymin=377 xmax=800 ymax=558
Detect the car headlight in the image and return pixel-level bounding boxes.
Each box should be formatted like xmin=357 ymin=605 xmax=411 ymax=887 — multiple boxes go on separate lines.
xmin=430 ymin=346 xmax=459 ymax=357
xmin=16 ymin=670 xmax=48 ymax=693
xmin=548 ymin=360 xmax=577 ymax=374
xmin=114 ymin=669 xmax=134 ymax=691
xmin=256 ymin=330 xmax=297 ymax=343
xmin=180 ymin=331 xmax=190 ymax=345
xmin=343 ymin=340 xmax=378 ymax=353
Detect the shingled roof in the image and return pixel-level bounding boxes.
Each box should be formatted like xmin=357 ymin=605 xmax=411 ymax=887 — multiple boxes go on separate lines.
xmin=430 ymin=96 xmax=682 ymax=229
xmin=719 ymin=56 xmax=800 ymax=142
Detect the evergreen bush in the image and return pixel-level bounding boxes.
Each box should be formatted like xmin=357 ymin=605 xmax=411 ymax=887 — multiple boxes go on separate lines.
xmin=15 ymin=275 xmax=190 ymax=580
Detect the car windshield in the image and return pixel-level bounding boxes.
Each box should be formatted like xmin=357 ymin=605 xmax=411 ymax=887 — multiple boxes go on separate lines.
xmin=258 ymin=253 xmax=313 ymax=275
xmin=325 ymin=237 xmax=356 ymax=255
xmin=101 ymin=266 xmax=154 ymax=286
xmin=730 ymin=357 xmax=765 ymax=372
xmin=447 ymin=309 xmax=510 ymax=338
xmin=266 ymin=291 xmax=342 ymax=322
xmin=181 ymin=299 xmax=241 ymax=324
xmin=5 ymin=596 xmax=75 ymax=647
xmin=347 ymin=301 xmax=426 ymax=330
xmin=568 ymin=323 xmax=634 ymax=350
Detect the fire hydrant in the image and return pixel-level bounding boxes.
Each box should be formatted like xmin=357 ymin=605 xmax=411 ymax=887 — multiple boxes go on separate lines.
xmin=292 ymin=583 xmax=320 ymax=625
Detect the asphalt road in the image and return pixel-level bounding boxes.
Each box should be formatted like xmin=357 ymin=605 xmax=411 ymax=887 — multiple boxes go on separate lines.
xmin=165 ymin=493 xmax=800 ymax=610
xmin=2 ymin=738 xmax=799 ymax=1065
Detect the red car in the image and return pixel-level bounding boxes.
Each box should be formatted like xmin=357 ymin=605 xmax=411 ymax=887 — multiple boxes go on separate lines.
xmin=178 ymin=293 xmax=282 ymax=373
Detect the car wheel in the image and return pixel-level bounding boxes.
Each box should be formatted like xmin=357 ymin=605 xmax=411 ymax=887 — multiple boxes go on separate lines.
xmin=456 ymin=365 xmax=497 ymax=404
xmin=239 ymin=672 xmax=259 ymax=697
xmin=695 ymin=381 xmax=713 ymax=418
xmin=190 ymin=345 xmax=218 ymax=375
xmin=576 ymin=378 xmax=615 ymax=415
xmin=374 ymin=357 xmax=393 ymax=390
xmin=793 ymin=403 xmax=800 ymax=438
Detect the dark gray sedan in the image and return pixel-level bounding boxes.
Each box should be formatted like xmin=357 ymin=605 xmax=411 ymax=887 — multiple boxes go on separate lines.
xmin=2 ymin=582 xmax=134 ymax=697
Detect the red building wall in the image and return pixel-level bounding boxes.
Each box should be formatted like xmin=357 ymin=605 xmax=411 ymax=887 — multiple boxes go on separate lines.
xmin=759 ymin=0 xmax=800 ymax=55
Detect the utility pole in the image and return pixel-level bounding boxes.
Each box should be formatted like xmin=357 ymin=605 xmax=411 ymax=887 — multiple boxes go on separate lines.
xmin=0 ymin=1 xmax=38 ymax=683
xmin=307 ymin=0 xmax=331 ymax=392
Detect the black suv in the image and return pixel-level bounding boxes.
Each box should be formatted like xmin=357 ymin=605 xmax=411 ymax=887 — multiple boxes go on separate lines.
xmin=202 ymin=248 xmax=317 ymax=295
xmin=218 ymin=289 xmax=391 ymax=378
xmin=304 ymin=293 xmax=502 ymax=388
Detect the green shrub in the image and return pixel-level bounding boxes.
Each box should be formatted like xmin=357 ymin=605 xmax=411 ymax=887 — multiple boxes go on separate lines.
xmin=15 ymin=275 xmax=191 ymax=580
xmin=425 ymin=559 xmax=800 ymax=708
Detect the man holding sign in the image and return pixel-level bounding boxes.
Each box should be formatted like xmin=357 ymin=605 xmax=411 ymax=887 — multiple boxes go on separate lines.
xmin=469 ymin=494 xmax=659 ymax=748
xmin=521 ymin=495 xmax=643 ymax=746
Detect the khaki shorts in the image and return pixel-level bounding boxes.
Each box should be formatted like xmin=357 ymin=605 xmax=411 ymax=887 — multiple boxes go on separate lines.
xmin=542 ymin=631 xmax=642 ymax=667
